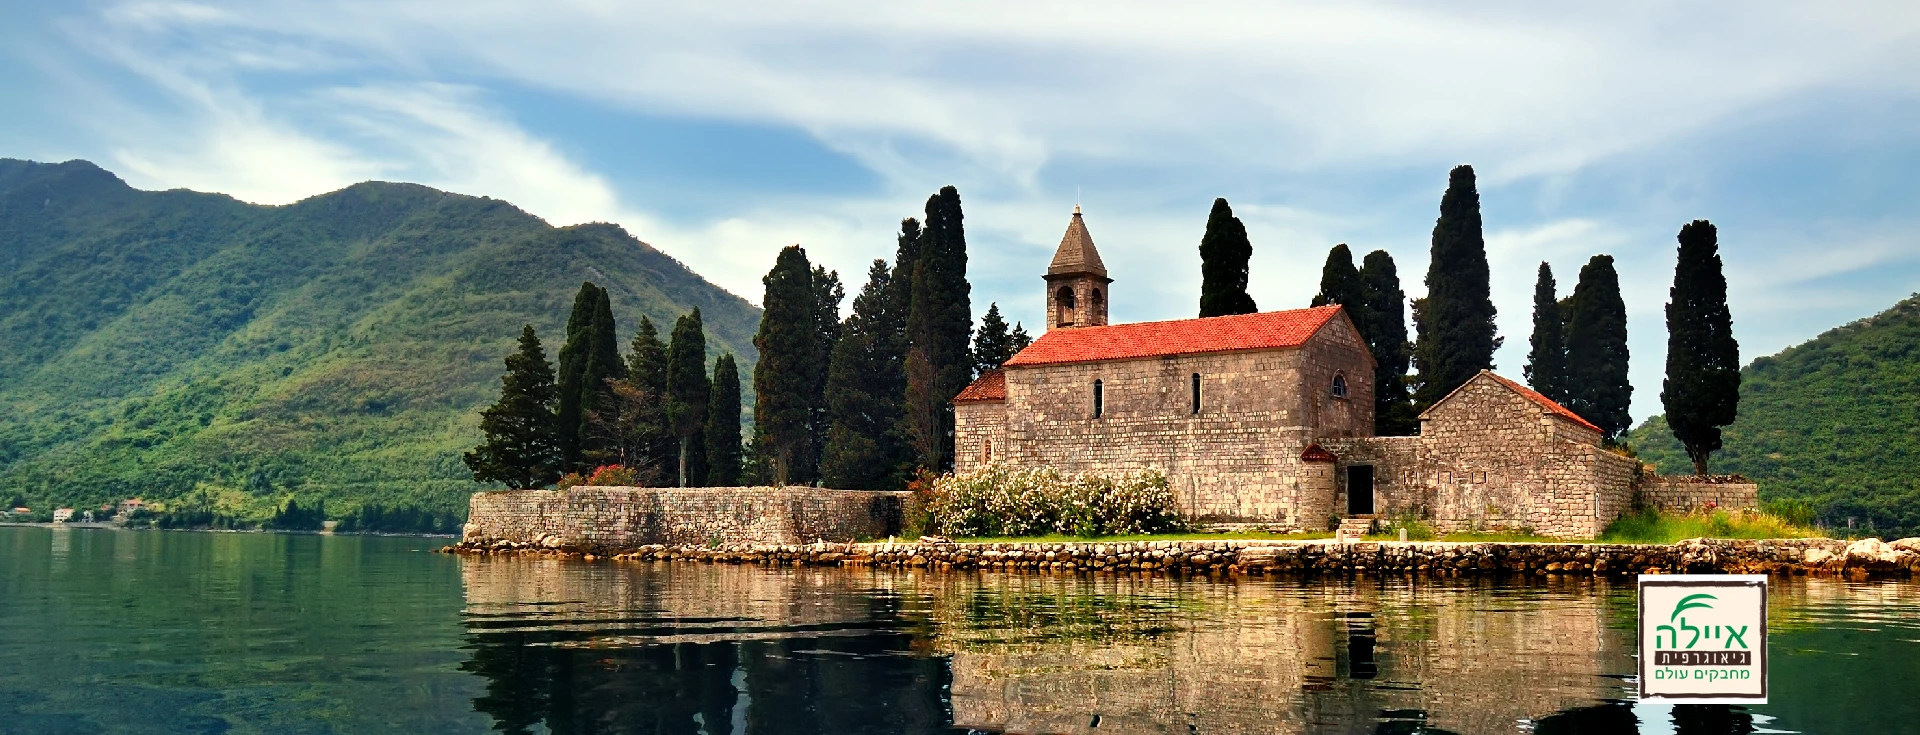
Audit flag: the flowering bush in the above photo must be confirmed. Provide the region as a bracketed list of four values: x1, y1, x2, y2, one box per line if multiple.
[924, 465, 1184, 538]
[556, 465, 646, 490]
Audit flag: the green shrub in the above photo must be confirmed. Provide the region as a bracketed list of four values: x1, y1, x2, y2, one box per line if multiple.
[924, 465, 1184, 538]
[1600, 507, 1822, 544]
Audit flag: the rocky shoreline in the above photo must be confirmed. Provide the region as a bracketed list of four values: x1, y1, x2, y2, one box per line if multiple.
[443, 535, 1920, 579]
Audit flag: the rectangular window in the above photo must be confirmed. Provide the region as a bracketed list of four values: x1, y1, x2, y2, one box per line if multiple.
[1190, 373, 1201, 415]
[1093, 379, 1104, 419]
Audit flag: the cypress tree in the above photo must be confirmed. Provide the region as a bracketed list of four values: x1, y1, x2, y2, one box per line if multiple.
[576, 287, 625, 467]
[1197, 198, 1257, 317]
[464, 325, 563, 489]
[821, 260, 912, 489]
[971, 302, 1015, 374]
[1413, 165, 1501, 407]
[625, 316, 672, 482]
[666, 309, 710, 486]
[1565, 254, 1632, 440]
[903, 186, 973, 473]
[806, 266, 844, 482]
[1662, 220, 1741, 475]
[705, 354, 743, 486]
[1311, 244, 1365, 311]
[1358, 250, 1416, 435]
[1525, 262, 1571, 404]
[554, 282, 600, 470]
[753, 246, 820, 485]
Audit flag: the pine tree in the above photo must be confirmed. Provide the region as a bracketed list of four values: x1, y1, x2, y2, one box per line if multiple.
[903, 186, 973, 473]
[705, 354, 743, 486]
[576, 287, 625, 467]
[1358, 250, 1416, 435]
[753, 245, 821, 485]
[1662, 220, 1741, 475]
[971, 302, 1015, 374]
[625, 316, 672, 483]
[1565, 254, 1632, 440]
[1197, 198, 1257, 317]
[821, 260, 912, 489]
[1009, 322, 1033, 354]
[554, 283, 600, 470]
[666, 309, 710, 486]
[464, 325, 563, 489]
[1311, 244, 1365, 311]
[1413, 165, 1501, 407]
[1525, 262, 1571, 404]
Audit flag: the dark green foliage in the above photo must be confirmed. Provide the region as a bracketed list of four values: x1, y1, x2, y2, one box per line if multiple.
[555, 283, 601, 470]
[0, 159, 759, 520]
[463, 326, 563, 489]
[808, 266, 844, 481]
[1662, 220, 1742, 475]
[1197, 198, 1257, 317]
[577, 286, 625, 467]
[666, 309, 710, 486]
[1009, 322, 1033, 355]
[1310, 244, 1364, 310]
[1357, 250, 1416, 436]
[1413, 165, 1501, 407]
[1632, 294, 1920, 537]
[1565, 255, 1632, 440]
[623, 316, 672, 481]
[704, 354, 742, 486]
[903, 186, 973, 473]
[1525, 262, 1571, 404]
[333, 503, 464, 534]
[264, 497, 325, 531]
[753, 245, 822, 485]
[822, 260, 911, 490]
[971, 302, 1016, 374]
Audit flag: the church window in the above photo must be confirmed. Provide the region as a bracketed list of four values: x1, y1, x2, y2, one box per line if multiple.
[1091, 288, 1105, 321]
[1056, 286, 1076, 326]
[1093, 379, 1104, 418]
[1331, 373, 1349, 399]
[1190, 373, 1201, 415]
[982, 439, 993, 463]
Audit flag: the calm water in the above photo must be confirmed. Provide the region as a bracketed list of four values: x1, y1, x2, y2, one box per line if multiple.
[1, 527, 1916, 734]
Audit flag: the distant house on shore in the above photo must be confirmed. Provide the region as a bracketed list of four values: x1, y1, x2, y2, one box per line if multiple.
[52, 508, 74, 523]
[117, 498, 145, 517]
[953, 207, 1749, 539]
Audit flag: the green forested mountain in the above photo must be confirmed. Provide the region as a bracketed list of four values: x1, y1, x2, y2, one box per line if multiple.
[0, 159, 759, 519]
[1630, 294, 1920, 537]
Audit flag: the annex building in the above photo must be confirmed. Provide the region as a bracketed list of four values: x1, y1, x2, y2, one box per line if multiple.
[952, 208, 1732, 539]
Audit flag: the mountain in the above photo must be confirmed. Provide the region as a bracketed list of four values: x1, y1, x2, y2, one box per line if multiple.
[1629, 294, 1920, 537]
[0, 159, 760, 519]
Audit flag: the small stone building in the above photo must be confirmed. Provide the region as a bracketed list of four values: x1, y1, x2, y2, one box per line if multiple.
[951, 207, 1725, 539]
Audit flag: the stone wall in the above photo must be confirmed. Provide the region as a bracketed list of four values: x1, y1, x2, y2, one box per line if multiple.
[463, 487, 908, 551]
[1638, 476, 1760, 513]
[954, 399, 1007, 472]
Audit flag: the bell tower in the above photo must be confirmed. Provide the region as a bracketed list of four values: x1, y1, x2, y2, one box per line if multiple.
[1044, 205, 1112, 331]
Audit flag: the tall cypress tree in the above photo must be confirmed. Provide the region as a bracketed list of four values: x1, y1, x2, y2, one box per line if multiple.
[576, 287, 625, 467]
[1565, 254, 1632, 440]
[464, 325, 563, 489]
[666, 309, 710, 486]
[1358, 250, 1415, 435]
[805, 266, 844, 482]
[1413, 165, 1501, 407]
[1525, 262, 1571, 404]
[1197, 198, 1257, 317]
[971, 302, 1015, 374]
[1662, 220, 1741, 475]
[903, 186, 973, 473]
[625, 316, 672, 483]
[753, 245, 821, 485]
[554, 282, 600, 470]
[821, 260, 912, 490]
[705, 354, 743, 486]
[1311, 244, 1365, 311]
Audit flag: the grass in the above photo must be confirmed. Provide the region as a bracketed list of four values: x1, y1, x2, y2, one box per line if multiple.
[950, 530, 1332, 544]
[1598, 508, 1824, 544]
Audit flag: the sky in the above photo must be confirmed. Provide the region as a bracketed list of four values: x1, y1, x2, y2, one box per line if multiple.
[4, 1, 1919, 424]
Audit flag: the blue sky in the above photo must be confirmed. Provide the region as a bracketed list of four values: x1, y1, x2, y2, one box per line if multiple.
[5, 1, 1919, 423]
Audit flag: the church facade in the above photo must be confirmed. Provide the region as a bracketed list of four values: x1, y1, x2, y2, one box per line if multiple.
[952, 208, 1654, 539]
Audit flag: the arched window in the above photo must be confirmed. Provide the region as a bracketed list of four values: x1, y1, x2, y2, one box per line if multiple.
[981, 438, 993, 463]
[1092, 379, 1104, 418]
[1190, 373, 1201, 415]
[1056, 286, 1077, 326]
[1090, 288, 1105, 322]
[1331, 373, 1349, 399]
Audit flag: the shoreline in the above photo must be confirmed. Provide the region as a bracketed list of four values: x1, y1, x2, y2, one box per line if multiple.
[0, 523, 457, 538]
[442, 535, 1920, 580]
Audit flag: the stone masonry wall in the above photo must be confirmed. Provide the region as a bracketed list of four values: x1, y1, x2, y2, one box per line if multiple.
[997, 319, 1373, 524]
[954, 400, 1008, 473]
[463, 487, 908, 551]
[1638, 477, 1761, 513]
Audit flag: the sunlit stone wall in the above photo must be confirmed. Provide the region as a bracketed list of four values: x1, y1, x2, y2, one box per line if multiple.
[463, 487, 907, 549]
[1637, 476, 1760, 513]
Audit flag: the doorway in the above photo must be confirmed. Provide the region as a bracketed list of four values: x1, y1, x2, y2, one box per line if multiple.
[1346, 465, 1375, 515]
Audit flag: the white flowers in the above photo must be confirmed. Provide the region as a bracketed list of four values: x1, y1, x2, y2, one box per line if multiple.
[925, 464, 1182, 537]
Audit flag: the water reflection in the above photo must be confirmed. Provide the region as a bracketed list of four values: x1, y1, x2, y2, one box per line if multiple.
[458, 559, 1916, 734]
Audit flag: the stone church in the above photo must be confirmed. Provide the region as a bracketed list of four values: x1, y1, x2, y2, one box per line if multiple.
[952, 207, 1655, 539]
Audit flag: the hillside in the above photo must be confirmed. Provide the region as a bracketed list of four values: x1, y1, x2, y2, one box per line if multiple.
[0, 159, 760, 519]
[1630, 294, 1920, 537]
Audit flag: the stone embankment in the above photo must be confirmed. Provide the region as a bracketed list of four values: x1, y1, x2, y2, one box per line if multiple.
[443, 535, 1920, 579]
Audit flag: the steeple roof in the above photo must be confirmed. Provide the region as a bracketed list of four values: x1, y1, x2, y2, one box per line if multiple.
[1047, 206, 1107, 277]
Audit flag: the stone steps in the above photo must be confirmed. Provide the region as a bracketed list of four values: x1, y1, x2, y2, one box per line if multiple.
[1336, 517, 1376, 539]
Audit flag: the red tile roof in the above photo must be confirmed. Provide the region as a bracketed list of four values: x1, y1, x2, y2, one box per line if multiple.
[1482, 372, 1602, 432]
[1002, 306, 1345, 367]
[953, 369, 1007, 403]
[1300, 443, 1338, 462]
